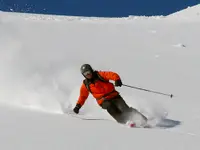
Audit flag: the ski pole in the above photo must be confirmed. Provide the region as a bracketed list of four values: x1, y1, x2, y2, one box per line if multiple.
[122, 84, 173, 98]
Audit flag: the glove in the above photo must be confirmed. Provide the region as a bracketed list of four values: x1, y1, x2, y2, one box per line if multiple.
[73, 104, 82, 114]
[115, 79, 122, 87]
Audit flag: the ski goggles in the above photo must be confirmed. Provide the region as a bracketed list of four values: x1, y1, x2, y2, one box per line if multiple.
[83, 70, 92, 76]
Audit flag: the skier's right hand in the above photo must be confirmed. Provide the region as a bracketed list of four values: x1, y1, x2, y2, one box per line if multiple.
[73, 104, 81, 114]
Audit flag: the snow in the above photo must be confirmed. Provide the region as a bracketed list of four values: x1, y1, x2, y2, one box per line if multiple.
[168, 4, 200, 21]
[0, 4, 200, 150]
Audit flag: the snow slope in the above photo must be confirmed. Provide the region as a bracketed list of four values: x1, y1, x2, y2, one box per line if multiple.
[168, 4, 200, 21]
[0, 4, 200, 150]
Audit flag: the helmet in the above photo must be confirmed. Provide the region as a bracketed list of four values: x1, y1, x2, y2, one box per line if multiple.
[80, 64, 94, 76]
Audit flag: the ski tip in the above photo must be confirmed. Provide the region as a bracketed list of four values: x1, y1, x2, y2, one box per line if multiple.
[129, 123, 136, 128]
[170, 94, 173, 98]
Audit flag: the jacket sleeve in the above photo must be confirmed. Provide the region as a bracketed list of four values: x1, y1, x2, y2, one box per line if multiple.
[98, 71, 121, 81]
[76, 83, 89, 106]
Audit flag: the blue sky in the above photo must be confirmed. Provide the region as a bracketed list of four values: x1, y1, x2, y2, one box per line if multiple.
[0, 0, 199, 17]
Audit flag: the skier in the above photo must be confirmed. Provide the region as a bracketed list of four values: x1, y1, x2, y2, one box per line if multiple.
[73, 64, 147, 126]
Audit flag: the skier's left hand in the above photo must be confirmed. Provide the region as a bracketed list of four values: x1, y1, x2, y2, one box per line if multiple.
[73, 104, 81, 114]
[115, 79, 122, 87]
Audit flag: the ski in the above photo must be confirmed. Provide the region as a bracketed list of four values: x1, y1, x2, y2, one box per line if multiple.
[64, 111, 111, 121]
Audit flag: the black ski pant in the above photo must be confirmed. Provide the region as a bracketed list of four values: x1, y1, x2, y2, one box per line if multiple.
[101, 95, 139, 124]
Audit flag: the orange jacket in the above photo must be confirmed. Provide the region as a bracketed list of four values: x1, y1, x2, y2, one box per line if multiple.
[76, 71, 121, 106]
